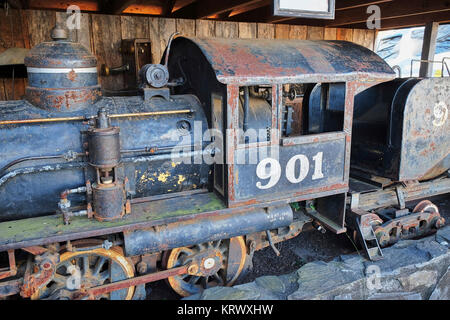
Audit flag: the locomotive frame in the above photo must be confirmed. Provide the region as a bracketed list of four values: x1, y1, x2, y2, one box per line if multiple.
[0, 32, 447, 299]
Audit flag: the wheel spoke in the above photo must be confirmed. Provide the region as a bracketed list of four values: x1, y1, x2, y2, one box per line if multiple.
[82, 256, 90, 275]
[180, 273, 189, 279]
[99, 270, 110, 282]
[213, 273, 224, 285]
[93, 257, 106, 275]
[189, 276, 201, 284]
[179, 247, 195, 256]
[202, 277, 209, 289]
[53, 274, 67, 284]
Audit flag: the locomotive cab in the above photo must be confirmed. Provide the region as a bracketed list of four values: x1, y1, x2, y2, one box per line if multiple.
[167, 37, 395, 232]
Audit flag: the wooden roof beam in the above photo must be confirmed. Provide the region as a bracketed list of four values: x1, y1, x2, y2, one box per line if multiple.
[233, 1, 395, 24]
[6, 0, 27, 9]
[162, 0, 176, 16]
[327, 0, 450, 27]
[100, 0, 137, 14]
[173, 0, 265, 19]
[335, 0, 393, 11]
[347, 11, 450, 30]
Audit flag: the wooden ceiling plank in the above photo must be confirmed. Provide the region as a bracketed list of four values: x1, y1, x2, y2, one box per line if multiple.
[174, 0, 265, 19]
[240, 0, 395, 24]
[226, 4, 271, 22]
[228, 0, 270, 17]
[347, 11, 450, 30]
[162, 0, 176, 16]
[328, 0, 450, 27]
[335, 0, 393, 11]
[6, 0, 26, 9]
[100, 0, 137, 14]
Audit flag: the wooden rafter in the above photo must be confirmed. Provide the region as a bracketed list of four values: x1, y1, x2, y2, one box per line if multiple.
[336, 0, 393, 10]
[2, 0, 447, 31]
[6, 0, 27, 9]
[173, 0, 266, 19]
[100, 0, 136, 14]
[162, 0, 176, 16]
[348, 11, 450, 30]
[327, 0, 450, 27]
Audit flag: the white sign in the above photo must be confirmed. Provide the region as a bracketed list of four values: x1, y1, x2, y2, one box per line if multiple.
[279, 0, 329, 12]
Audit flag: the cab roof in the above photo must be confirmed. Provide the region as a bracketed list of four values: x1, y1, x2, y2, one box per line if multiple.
[169, 37, 395, 85]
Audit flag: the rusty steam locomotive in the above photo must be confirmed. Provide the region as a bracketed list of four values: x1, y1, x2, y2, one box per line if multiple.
[0, 26, 448, 299]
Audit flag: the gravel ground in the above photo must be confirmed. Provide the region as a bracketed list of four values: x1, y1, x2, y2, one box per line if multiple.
[148, 193, 450, 299]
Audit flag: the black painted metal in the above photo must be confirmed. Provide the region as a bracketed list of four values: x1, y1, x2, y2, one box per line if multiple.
[0, 94, 209, 221]
[351, 78, 449, 181]
[123, 205, 293, 255]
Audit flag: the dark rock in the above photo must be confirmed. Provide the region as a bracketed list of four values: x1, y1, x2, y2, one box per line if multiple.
[289, 260, 364, 300]
[363, 244, 430, 273]
[415, 240, 448, 259]
[398, 270, 438, 291]
[436, 226, 450, 246]
[200, 286, 259, 300]
[429, 267, 450, 300]
[367, 292, 422, 300]
[255, 276, 286, 294]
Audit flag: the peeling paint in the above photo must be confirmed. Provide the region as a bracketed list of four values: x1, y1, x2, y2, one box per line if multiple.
[157, 172, 171, 183]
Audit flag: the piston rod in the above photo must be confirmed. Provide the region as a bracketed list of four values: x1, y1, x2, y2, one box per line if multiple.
[75, 265, 188, 299]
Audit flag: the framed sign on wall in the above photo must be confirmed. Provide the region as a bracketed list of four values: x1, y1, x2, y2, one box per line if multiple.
[273, 0, 335, 20]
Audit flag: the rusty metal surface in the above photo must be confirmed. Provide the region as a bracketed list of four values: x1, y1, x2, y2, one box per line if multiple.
[350, 176, 450, 211]
[399, 78, 449, 181]
[351, 77, 449, 181]
[24, 39, 97, 69]
[169, 37, 395, 85]
[75, 265, 188, 299]
[20, 252, 60, 298]
[0, 250, 17, 280]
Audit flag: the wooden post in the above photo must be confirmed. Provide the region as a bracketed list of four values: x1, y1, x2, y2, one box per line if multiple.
[419, 22, 439, 78]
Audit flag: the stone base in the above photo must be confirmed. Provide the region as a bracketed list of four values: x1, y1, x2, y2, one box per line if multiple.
[186, 226, 450, 300]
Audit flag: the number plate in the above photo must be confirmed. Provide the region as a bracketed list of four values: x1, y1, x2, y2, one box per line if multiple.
[233, 138, 346, 201]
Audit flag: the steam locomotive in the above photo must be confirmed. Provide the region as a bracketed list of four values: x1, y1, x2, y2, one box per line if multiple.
[0, 26, 448, 299]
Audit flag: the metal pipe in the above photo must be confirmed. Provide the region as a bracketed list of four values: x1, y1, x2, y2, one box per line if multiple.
[243, 86, 249, 133]
[0, 109, 193, 125]
[265, 230, 280, 256]
[0, 162, 88, 188]
[109, 109, 193, 119]
[0, 148, 212, 189]
[0, 152, 84, 174]
[124, 205, 293, 255]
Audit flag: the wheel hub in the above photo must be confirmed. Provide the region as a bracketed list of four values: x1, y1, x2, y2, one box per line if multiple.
[164, 237, 247, 297]
[32, 246, 135, 300]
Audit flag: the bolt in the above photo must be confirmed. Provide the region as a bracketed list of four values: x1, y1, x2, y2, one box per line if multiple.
[137, 262, 147, 274]
[203, 258, 215, 270]
[187, 264, 198, 275]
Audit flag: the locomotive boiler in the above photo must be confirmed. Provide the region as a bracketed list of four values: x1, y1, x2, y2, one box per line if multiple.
[0, 26, 447, 299]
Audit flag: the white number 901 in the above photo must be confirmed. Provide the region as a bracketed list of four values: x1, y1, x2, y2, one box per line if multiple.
[255, 152, 324, 190]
